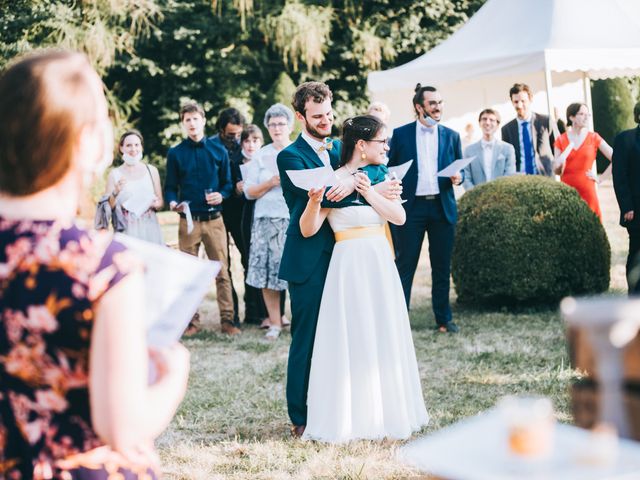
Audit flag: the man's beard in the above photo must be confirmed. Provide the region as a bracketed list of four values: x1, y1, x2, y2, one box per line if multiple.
[305, 121, 331, 139]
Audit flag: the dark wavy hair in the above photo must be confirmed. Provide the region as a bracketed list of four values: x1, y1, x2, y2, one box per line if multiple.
[340, 115, 385, 167]
[565, 102, 587, 127]
[215, 107, 246, 132]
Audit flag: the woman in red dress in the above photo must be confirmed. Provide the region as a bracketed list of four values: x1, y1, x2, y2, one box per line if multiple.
[553, 103, 613, 220]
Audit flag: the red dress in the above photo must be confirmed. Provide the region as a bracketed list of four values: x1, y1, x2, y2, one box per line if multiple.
[555, 131, 603, 219]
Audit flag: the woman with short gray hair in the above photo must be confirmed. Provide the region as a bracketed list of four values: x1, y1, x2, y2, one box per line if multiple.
[244, 103, 295, 340]
[263, 102, 294, 130]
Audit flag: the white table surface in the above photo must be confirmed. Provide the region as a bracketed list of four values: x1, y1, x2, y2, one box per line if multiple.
[399, 409, 640, 480]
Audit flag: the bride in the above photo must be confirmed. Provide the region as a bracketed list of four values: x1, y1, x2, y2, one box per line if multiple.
[299, 115, 429, 443]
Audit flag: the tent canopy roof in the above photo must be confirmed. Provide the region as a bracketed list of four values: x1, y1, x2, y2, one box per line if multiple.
[368, 0, 640, 93]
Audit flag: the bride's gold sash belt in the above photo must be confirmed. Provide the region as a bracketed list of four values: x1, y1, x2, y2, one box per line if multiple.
[334, 224, 395, 259]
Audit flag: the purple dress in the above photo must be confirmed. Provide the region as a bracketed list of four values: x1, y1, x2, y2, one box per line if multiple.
[0, 218, 156, 479]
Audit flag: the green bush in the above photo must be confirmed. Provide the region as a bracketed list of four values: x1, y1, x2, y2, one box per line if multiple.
[452, 176, 610, 306]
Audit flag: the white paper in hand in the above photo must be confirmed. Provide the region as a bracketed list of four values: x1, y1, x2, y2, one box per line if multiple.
[286, 165, 337, 190]
[437, 157, 476, 177]
[239, 163, 250, 180]
[121, 190, 155, 217]
[115, 234, 221, 347]
[388, 160, 413, 180]
[177, 201, 194, 234]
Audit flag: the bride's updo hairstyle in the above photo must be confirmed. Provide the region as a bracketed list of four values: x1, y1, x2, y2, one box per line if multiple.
[340, 114, 385, 167]
[0, 50, 100, 196]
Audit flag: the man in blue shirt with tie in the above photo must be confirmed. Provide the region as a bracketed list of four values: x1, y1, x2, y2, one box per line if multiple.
[165, 101, 239, 335]
[501, 83, 554, 177]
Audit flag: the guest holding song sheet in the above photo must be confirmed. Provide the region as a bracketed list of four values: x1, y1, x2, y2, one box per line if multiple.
[387, 84, 463, 334]
[299, 115, 428, 442]
[104, 129, 164, 243]
[244, 104, 294, 340]
[0, 50, 189, 480]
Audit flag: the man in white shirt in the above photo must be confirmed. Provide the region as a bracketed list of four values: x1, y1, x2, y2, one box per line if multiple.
[387, 84, 463, 334]
[462, 109, 516, 190]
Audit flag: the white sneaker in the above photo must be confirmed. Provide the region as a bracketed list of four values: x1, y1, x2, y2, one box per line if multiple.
[265, 326, 281, 340]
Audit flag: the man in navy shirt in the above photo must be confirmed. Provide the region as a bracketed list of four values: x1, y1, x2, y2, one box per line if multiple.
[165, 101, 239, 335]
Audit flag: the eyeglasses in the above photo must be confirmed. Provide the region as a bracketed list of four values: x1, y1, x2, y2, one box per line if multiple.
[427, 100, 444, 108]
[368, 138, 389, 145]
[267, 122, 288, 128]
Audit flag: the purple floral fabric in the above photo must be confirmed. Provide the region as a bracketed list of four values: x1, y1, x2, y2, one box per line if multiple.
[0, 218, 139, 478]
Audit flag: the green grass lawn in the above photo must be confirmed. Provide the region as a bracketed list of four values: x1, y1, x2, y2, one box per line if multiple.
[156, 181, 629, 479]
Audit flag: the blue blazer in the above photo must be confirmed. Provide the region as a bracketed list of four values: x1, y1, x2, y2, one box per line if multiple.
[277, 135, 342, 284]
[388, 121, 462, 225]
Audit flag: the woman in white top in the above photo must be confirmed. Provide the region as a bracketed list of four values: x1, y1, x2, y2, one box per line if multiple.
[104, 130, 164, 244]
[244, 104, 294, 340]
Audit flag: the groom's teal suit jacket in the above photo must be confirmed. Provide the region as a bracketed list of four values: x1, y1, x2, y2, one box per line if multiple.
[277, 135, 342, 283]
[277, 133, 346, 427]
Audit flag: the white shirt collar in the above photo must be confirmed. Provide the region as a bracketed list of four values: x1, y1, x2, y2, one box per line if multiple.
[416, 120, 437, 135]
[481, 138, 495, 148]
[516, 113, 533, 125]
[301, 131, 326, 152]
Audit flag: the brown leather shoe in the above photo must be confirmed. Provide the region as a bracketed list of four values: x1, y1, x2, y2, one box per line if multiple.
[221, 321, 241, 336]
[290, 424, 305, 438]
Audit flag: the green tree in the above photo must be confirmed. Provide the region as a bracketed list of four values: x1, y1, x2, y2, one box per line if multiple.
[592, 77, 636, 170]
[0, 0, 162, 129]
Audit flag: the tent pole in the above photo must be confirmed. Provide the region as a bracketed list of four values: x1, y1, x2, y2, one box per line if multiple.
[544, 66, 559, 138]
[583, 71, 594, 130]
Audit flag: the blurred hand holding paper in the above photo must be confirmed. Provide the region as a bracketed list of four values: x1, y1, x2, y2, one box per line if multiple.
[177, 201, 193, 234]
[388, 160, 413, 180]
[437, 156, 475, 177]
[286, 165, 337, 190]
[239, 163, 250, 180]
[115, 234, 220, 347]
[121, 190, 155, 217]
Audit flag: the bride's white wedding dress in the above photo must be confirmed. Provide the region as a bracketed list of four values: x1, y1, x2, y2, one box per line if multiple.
[303, 206, 429, 443]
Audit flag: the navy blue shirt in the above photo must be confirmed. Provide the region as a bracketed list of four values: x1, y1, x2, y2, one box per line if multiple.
[165, 136, 233, 214]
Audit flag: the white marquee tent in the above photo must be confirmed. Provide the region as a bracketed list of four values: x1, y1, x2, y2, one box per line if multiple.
[367, 0, 640, 134]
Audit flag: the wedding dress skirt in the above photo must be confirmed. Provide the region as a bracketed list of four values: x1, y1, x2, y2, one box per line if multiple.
[303, 206, 428, 443]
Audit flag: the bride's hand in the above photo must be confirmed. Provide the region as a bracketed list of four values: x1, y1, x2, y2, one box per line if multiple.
[308, 187, 325, 204]
[354, 172, 371, 197]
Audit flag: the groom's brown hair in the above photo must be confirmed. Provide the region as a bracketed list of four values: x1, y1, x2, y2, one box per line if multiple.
[292, 82, 332, 116]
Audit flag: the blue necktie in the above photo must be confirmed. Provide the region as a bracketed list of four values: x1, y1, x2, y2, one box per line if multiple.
[521, 121, 535, 175]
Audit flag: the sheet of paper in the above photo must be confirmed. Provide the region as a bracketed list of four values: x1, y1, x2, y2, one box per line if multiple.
[437, 156, 476, 177]
[121, 190, 155, 217]
[286, 165, 337, 190]
[387, 160, 413, 180]
[557, 141, 575, 165]
[178, 201, 193, 234]
[115, 234, 221, 347]
[239, 163, 250, 180]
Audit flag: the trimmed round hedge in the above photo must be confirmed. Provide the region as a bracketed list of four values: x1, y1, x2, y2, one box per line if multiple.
[452, 176, 610, 306]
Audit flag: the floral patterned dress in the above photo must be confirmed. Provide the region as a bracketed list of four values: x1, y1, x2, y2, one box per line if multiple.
[0, 218, 154, 479]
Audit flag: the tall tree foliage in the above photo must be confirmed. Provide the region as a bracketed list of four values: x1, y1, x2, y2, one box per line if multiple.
[0, 0, 162, 129]
[108, 0, 486, 170]
[1, 0, 487, 172]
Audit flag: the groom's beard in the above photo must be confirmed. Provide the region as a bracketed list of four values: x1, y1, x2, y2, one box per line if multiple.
[305, 121, 331, 139]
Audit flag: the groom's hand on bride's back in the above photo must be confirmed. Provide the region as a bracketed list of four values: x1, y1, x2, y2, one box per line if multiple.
[325, 175, 356, 202]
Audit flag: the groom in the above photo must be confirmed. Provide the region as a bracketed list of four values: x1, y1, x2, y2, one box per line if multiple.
[277, 82, 354, 437]
[278, 83, 401, 436]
